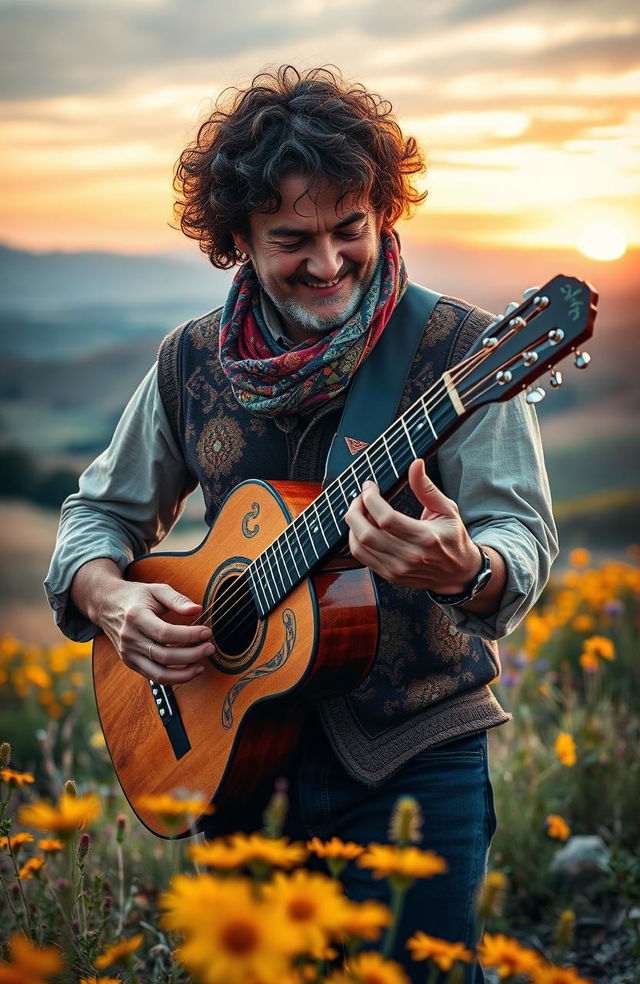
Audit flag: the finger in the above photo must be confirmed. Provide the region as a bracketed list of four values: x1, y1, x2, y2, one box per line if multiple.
[144, 639, 215, 668]
[359, 481, 426, 539]
[137, 653, 206, 685]
[408, 459, 457, 517]
[136, 609, 213, 648]
[149, 583, 205, 617]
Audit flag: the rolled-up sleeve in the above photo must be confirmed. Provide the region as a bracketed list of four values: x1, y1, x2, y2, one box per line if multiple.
[44, 365, 197, 641]
[434, 391, 558, 640]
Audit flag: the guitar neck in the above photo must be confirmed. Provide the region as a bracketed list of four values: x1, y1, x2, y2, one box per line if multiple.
[248, 374, 462, 618]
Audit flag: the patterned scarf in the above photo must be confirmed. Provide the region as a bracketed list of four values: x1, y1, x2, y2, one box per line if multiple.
[218, 230, 407, 416]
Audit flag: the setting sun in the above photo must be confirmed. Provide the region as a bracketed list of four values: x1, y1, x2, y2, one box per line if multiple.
[577, 222, 628, 262]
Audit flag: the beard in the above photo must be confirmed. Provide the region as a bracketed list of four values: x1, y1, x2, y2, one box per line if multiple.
[260, 277, 368, 335]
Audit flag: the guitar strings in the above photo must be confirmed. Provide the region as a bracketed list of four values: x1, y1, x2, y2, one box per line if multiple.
[192, 329, 532, 643]
[166, 332, 535, 694]
[189, 325, 530, 643]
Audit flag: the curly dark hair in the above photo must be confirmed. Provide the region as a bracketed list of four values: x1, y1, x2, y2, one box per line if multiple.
[173, 65, 427, 269]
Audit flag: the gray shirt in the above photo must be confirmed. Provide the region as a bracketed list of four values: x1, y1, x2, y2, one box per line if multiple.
[44, 358, 558, 643]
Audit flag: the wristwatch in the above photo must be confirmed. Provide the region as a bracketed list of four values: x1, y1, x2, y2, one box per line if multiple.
[427, 546, 493, 608]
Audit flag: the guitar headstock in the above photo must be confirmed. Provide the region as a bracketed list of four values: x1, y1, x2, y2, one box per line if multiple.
[457, 275, 598, 413]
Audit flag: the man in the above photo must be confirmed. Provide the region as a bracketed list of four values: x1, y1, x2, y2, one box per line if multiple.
[45, 66, 557, 981]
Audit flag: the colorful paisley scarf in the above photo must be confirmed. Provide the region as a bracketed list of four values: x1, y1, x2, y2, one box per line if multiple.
[218, 231, 407, 416]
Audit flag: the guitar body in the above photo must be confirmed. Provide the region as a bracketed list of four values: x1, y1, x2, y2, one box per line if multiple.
[93, 479, 379, 838]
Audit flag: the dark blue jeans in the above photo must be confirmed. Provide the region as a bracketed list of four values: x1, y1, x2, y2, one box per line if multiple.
[276, 718, 497, 984]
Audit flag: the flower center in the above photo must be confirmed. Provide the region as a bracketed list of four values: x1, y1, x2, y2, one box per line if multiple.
[220, 920, 259, 955]
[288, 897, 316, 921]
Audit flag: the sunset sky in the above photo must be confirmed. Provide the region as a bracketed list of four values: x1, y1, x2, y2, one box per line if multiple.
[1, 0, 638, 259]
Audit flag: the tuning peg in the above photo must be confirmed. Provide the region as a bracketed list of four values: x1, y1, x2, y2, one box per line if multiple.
[496, 370, 513, 385]
[526, 386, 546, 404]
[504, 301, 519, 316]
[482, 336, 498, 348]
[548, 328, 565, 345]
[549, 369, 563, 389]
[574, 350, 591, 369]
[522, 286, 540, 299]
[522, 350, 538, 366]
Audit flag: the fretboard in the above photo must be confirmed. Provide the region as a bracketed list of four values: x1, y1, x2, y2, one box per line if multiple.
[248, 376, 462, 617]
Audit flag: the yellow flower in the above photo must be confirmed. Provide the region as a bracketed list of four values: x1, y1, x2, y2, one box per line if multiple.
[357, 844, 448, 881]
[94, 934, 143, 969]
[136, 792, 214, 819]
[583, 635, 615, 661]
[263, 868, 350, 956]
[0, 768, 35, 787]
[38, 839, 64, 853]
[579, 651, 600, 674]
[81, 978, 123, 984]
[554, 733, 577, 767]
[571, 614, 595, 633]
[478, 933, 542, 979]
[337, 898, 392, 941]
[226, 831, 308, 869]
[535, 964, 592, 983]
[18, 792, 100, 836]
[407, 932, 472, 970]
[0, 933, 63, 984]
[307, 836, 365, 860]
[160, 873, 297, 984]
[569, 548, 591, 568]
[1, 832, 35, 852]
[19, 856, 46, 880]
[546, 814, 571, 841]
[188, 838, 246, 870]
[23, 665, 52, 689]
[328, 952, 410, 984]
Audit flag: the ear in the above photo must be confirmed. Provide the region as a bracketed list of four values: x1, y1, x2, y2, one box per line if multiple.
[232, 230, 251, 259]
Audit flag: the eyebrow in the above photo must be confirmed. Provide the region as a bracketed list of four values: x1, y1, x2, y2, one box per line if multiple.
[266, 211, 367, 238]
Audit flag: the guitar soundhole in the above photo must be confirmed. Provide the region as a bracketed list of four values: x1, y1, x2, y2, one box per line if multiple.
[208, 572, 263, 671]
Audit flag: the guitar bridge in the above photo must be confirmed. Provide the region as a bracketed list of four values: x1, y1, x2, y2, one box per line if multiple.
[148, 679, 191, 760]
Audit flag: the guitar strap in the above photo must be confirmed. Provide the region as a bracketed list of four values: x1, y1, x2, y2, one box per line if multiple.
[323, 281, 441, 485]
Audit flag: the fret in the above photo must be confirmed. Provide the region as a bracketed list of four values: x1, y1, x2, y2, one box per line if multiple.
[312, 501, 330, 549]
[266, 545, 286, 597]
[282, 527, 301, 579]
[256, 552, 277, 608]
[275, 537, 293, 588]
[422, 401, 438, 440]
[401, 417, 417, 458]
[302, 510, 320, 560]
[323, 489, 341, 534]
[381, 432, 399, 478]
[363, 449, 377, 484]
[336, 474, 351, 509]
[291, 518, 309, 568]
[247, 562, 266, 613]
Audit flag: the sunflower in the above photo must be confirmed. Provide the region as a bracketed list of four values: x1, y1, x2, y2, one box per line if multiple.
[18, 793, 100, 837]
[357, 844, 447, 883]
[160, 873, 298, 984]
[327, 951, 410, 984]
[0, 933, 63, 984]
[478, 933, 542, 979]
[93, 934, 143, 969]
[406, 932, 472, 970]
[263, 868, 350, 956]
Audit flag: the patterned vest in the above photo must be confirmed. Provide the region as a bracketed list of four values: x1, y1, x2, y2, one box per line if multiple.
[157, 289, 509, 784]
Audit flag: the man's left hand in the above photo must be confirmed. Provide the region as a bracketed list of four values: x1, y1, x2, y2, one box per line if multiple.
[344, 458, 482, 593]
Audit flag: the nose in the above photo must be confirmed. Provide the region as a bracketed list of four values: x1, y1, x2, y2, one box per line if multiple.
[304, 239, 343, 282]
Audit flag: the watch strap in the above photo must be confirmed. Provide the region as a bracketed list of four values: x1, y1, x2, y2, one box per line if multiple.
[427, 546, 492, 607]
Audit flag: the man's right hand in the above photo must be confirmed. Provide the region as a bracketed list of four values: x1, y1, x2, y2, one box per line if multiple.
[70, 558, 214, 683]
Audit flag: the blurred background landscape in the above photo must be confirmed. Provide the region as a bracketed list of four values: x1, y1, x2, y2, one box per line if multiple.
[0, 0, 638, 642]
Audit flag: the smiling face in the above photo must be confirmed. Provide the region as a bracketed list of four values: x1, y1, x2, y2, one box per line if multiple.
[233, 175, 383, 345]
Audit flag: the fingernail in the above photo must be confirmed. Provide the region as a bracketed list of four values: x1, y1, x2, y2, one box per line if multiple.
[206, 645, 216, 657]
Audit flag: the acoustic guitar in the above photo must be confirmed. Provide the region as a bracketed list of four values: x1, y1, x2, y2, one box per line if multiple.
[93, 274, 597, 837]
